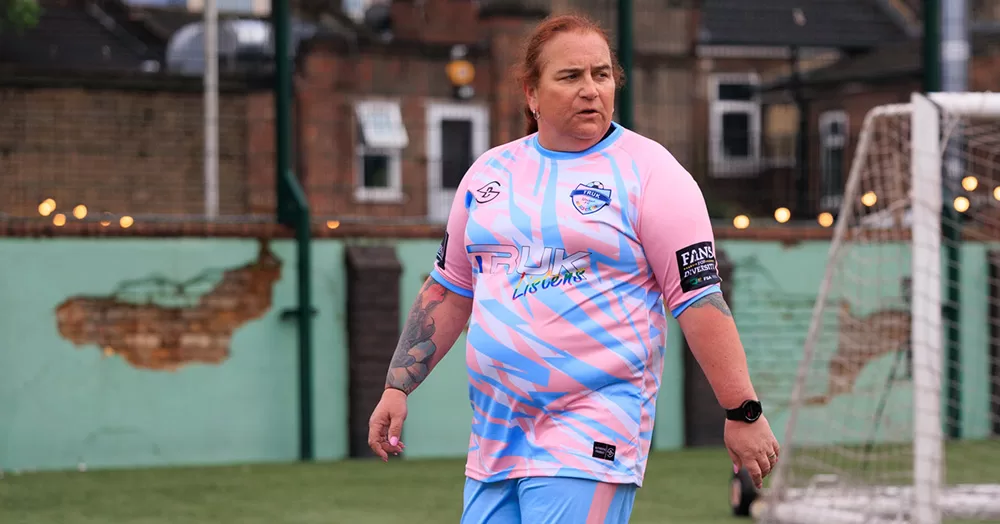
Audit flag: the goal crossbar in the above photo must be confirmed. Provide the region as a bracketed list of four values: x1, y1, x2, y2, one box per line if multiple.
[927, 92, 1000, 117]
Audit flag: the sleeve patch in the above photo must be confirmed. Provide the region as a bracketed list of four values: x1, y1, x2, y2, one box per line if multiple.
[435, 232, 449, 270]
[675, 241, 721, 293]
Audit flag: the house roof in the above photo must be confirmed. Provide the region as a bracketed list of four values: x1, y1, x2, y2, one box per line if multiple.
[0, 0, 165, 71]
[698, 0, 912, 49]
[761, 31, 1000, 91]
[0, 0, 346, 75]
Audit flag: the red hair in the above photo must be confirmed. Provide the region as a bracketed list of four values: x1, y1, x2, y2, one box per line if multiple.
[512, 13, 626, 136]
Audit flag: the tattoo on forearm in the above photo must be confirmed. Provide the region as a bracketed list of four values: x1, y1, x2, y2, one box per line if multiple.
[689, 293, 733, 318]
[385, 281, 449, 394]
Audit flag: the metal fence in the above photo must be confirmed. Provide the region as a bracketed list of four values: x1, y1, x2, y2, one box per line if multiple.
[0, 0, 995, 231]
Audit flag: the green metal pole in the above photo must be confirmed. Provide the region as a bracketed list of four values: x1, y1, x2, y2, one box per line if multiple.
[273, 0, 314, 461]
[293, 180, 314, 460]
[274, 0, 292, 226]
[923, 0, 961, 439]
[616, 0, 634, 129]
[293, 179, 314, 461]
[940, 40, 964, 442]
[923, 0, 940, 93]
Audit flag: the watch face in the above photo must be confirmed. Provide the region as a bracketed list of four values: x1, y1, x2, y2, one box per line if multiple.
[743, 401, 762, 421]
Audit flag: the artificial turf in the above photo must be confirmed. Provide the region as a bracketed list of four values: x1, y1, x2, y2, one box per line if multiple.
[0, 447, 740, 524]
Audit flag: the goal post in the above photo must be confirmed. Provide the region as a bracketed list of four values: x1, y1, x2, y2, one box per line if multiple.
[754, 92, 1000, 524]
[911, 92, 944, 524]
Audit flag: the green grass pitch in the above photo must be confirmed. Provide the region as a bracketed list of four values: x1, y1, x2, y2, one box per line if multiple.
[4, 442, 998, 524]
[0, 448, 743, 524]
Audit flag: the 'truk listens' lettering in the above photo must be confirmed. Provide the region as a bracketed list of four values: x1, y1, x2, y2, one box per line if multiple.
[511, 269, 586, 300]
[467, 245, 590, 275]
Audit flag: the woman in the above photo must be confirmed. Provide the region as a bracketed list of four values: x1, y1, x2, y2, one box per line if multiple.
[368, 13, 779, 524]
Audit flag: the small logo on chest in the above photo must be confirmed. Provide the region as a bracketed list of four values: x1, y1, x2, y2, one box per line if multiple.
[570, 181, 612, 215]
[474, 181, 502, 204]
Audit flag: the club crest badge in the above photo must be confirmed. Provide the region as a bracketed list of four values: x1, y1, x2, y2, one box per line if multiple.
[570, 181, 612, 215]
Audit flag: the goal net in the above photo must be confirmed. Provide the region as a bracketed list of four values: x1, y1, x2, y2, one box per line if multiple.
[754, 92, 1000, 524]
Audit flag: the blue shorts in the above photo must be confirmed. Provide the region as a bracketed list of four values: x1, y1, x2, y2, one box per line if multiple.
[461, 476, 637, 524]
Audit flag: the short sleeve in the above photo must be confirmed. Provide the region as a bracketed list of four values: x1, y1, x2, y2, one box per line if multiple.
[429, 174, 475, 298]
[637, 153, 722, 318]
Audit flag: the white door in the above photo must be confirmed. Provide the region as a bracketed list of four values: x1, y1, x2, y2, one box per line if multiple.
[426, 102, 490, 223]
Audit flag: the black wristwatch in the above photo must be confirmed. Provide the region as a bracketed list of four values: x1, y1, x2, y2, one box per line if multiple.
[725, 400, 763, 423]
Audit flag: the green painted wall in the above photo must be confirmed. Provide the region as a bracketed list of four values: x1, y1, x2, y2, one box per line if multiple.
[724, 240, 997, 447]
[0, 238, 995, 472]
[0, 239, 348, 471]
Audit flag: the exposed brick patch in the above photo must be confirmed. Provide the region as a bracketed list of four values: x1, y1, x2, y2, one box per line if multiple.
[54, 239, 282, 371]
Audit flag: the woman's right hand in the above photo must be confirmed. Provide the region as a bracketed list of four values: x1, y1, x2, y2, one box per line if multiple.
[367, 388, 408, 462]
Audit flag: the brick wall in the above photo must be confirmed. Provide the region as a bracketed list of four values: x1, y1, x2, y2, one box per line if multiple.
[344, 245, 402, 458]
[556, 0, 696, 56]
[0, 77, 270, 219]
[389, 0, 482, 44]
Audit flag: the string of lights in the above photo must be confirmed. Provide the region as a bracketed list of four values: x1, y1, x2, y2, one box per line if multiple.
[728, 174, 994, 230]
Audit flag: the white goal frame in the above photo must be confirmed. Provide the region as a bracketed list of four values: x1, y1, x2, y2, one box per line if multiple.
[757, 92, 1000, 524]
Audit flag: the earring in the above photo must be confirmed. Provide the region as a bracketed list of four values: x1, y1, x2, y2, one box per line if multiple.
[532, 109, 540, 120]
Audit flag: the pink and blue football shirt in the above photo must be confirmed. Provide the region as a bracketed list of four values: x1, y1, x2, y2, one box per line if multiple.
[429, 123, 723, 488]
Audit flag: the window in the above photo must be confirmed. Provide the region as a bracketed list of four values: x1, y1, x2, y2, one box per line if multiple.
[183, 0, 267, 14]
[819, 110, 848, 212]
[709, 73, 761, 177]
[441, 119, 473, 190]
[354, 99, 409, 203]
[426, 102, 489, 223]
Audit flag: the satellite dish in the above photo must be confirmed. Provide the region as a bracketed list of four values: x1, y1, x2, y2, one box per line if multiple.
[165, 20, 242, 75]
[165, 19, 318, 75]
[229, 19, 272, 69]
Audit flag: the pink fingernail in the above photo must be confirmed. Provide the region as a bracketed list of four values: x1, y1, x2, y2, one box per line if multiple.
[389, 436, 398, 446]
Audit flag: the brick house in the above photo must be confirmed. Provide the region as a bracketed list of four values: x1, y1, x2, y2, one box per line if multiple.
[689, 0, 917, 219]
[3, 0, 975, 225]
[294, 0, 533, 222]
[296, 0, 702, 223]
[757, 15, 1000, 222]
[0, 0, 700, 224]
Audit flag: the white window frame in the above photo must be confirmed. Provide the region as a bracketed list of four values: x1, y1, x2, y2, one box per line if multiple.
[353, 99, 408, 203]
[425, 101, 490, 223]
[708, 72, 761, 178]
[819, 110, 849, 211]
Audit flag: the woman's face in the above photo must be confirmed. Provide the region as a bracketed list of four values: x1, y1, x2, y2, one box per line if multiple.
[526, 30, 617, 152]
